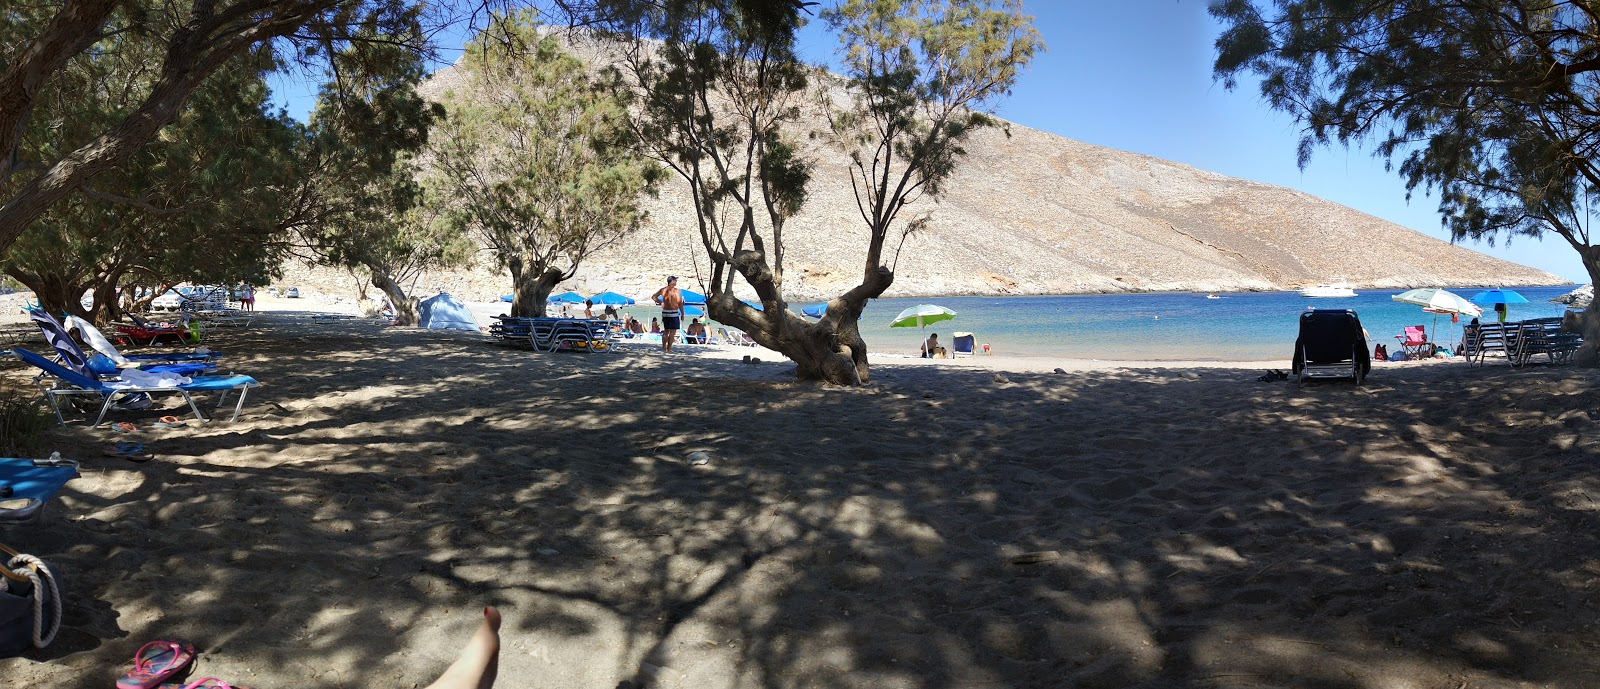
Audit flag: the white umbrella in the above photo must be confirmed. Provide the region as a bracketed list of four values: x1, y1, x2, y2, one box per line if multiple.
[1391, 288, 1483, 316]
[1392, 288, 1483, 348]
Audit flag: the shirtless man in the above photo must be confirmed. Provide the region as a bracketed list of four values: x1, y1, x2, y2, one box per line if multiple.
[652, 276, 684, 352]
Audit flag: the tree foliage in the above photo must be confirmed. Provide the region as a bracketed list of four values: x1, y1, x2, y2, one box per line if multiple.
[0, 0, 432, 267]
[820, 0, 1039, 371]
[1212, 0, 1600, 364]
[1211, 1, 1600, 285]
[4, 46, 301, 319]
[574, 0, 1037, 385]
[292, 32, 455, 326]
[427, 13, 658, 318]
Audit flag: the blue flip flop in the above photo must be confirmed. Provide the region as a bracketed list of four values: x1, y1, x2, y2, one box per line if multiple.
[104, 441, 154, 463]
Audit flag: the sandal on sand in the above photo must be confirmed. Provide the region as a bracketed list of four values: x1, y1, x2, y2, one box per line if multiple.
[113, 421, 139, 433]
[154, 416, 188, 429]
[117, 640, 197, 689]
[159, 679, 252, 689]
[104, 441, 154, 463]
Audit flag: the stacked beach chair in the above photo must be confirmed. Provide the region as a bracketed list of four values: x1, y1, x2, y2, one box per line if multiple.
[490, 316, 615, 353]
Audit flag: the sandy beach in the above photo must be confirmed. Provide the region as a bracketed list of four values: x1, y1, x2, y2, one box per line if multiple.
[3, 297, 1599, 688]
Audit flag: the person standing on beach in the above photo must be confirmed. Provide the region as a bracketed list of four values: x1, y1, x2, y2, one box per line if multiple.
[239, 284, 255, 312]
[1494, 302, 1508, 323]
[652, 276, 684, 352]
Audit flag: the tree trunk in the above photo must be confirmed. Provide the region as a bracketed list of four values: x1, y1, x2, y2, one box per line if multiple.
[91, 280, 119, 322]
[7, 268, 91, 319]
[507, 258, 563, 318]
[371, 269, 419, 326]
[711, 251, 893, 386]
[1573, 248, 1600, 367]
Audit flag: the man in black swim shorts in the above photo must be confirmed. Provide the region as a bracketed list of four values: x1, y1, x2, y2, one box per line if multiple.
[652, 276, 685, 353]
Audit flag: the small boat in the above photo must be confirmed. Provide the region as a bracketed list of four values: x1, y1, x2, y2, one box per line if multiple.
[1300, 279, 1357, 298]
[1205, 294, 1221, 300]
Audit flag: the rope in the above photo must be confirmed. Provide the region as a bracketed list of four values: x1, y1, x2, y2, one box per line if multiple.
[0, 548, 61, 648]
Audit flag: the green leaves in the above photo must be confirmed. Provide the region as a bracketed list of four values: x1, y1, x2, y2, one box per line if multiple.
[1211, 1, 1600, 284]
[825, 0, 1040, 267]
[425, 12, 658, 310]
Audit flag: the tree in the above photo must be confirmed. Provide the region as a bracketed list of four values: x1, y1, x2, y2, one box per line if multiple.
[5, 48, 302, 320]
[426, 14, 659, 318]
[291, 33, 454, 326]
[1211, 0, 1600, 364]
[0, 0, 430, 264]
[579, 0, 1037, 385]
[819, 0, 1039, 379]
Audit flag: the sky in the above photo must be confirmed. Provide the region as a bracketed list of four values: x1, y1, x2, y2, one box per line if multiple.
[272, 0, 1591, 284]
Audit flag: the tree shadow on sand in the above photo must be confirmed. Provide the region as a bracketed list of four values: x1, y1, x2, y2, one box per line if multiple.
[3, 316, 1599, 688]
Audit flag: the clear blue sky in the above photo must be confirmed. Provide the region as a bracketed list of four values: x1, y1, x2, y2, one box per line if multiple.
[272, 0, 1589, 284]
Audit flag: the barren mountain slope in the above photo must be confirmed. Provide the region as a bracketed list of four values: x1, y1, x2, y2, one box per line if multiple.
[305, 57, 1565, 303]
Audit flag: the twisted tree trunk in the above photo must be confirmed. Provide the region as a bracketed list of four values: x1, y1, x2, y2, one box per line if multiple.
[371, 269, 418, 326]
[711, 250, 892, 385]
[506, 256, 565, 318]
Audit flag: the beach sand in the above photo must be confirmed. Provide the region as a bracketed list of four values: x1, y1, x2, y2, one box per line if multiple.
[2, 300, 1599, 688]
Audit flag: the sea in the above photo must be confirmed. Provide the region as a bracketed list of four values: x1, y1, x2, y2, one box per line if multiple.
[645, 285, 1583, 361]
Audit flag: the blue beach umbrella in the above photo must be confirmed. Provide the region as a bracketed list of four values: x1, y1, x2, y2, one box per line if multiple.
[802, 303, 826, 318]
[1470, 288, 1530, 305]
[677, 288, 707, 305]
[549, 291, 586, 304]
[683, 305, 707, 317]
[589, 291, 635, 306]
[741, 299, 764, 312]
[499, 294, 513, 303]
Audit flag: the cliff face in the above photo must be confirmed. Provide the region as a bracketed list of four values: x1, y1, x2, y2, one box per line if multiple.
[364, 57, 1567, 304]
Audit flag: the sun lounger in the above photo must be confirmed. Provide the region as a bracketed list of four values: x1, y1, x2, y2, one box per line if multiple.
[1291, 309, 1370, 385]
[13, 348, 257, 427]
[0, 457, 78, 525]
[29, 309, 216, 376]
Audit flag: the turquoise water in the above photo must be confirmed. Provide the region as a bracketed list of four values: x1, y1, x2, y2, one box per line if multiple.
[650, 285, 1582, 361]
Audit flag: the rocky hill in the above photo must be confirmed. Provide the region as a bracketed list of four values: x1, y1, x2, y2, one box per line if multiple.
[281, 46, 1569, 304]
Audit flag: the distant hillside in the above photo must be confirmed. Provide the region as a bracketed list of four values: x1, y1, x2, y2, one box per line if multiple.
[285, 46, 1568, 303]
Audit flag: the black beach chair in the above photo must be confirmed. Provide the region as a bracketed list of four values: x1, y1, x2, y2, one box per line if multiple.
[1291, 309, 1371, 385]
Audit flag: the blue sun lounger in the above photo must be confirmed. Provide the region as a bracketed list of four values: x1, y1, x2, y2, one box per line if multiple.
[29, 309, 218, 375]
[0, 457, 78, 526]
[13, 348, 258, 427]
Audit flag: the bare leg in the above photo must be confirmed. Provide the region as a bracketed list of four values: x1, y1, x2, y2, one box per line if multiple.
[425, 607, 501, 689]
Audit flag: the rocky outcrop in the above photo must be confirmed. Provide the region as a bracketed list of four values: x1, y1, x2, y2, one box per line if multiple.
[347, 51, 1568, 303]
[1556, 284, 1594, 307]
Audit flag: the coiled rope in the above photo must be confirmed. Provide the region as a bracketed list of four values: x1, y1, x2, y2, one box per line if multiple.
[0, 543, 61, 648]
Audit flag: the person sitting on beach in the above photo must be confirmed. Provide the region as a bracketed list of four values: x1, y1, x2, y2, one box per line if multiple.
[628, 316, 644, 334]
[921, 333, 939, 359]
[686, 318, 707, 344]
[584, 300, 595, 319]
[650, 317, 662, 333]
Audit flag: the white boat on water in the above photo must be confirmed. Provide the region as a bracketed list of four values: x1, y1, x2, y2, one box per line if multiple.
[1300, 280, 1357, 298]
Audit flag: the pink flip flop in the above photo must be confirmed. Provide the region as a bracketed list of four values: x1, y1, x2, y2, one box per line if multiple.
[117, 640, 197, 689]
[158, 679, 252, 689]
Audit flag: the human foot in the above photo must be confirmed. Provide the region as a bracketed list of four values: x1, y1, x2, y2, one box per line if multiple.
[424, 607, 501, 689]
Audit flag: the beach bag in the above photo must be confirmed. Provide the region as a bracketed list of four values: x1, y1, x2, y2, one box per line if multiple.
[1373, 343, 1388, 362]
[0, 543, 64, 657]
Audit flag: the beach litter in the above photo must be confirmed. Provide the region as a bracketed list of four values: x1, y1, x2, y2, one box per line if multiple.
[1010, 551, 1062, 565]
[687, 451, 711, 466]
